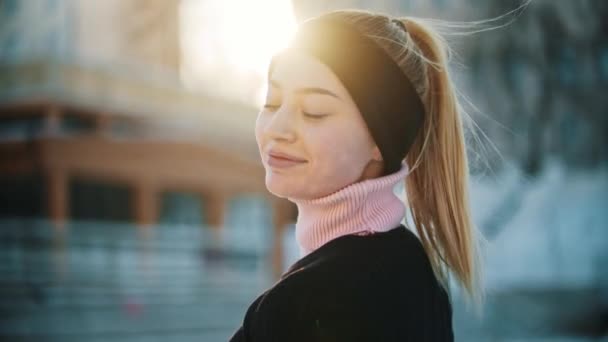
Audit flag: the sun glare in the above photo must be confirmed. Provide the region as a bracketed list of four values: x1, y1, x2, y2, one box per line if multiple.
[179, 0, 297, 106]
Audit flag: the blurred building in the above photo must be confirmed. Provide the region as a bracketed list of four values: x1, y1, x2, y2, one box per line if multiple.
[0, 0, 296, 276]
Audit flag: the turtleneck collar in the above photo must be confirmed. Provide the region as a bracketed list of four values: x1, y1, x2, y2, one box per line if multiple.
[287, 160, 410, 257]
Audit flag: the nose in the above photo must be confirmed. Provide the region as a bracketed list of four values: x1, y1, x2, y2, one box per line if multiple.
[264, 106, 297, 142]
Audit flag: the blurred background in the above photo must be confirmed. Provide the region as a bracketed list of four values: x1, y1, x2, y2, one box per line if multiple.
[0, 0, 606, 341]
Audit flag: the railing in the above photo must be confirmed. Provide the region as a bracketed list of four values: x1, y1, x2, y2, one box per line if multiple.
[0, 218, 277, 341]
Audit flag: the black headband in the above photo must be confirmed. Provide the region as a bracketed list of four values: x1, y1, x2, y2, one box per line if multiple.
[270, 16, 426, 175]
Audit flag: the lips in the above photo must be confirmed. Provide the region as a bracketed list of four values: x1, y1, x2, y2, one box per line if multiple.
[267, 149, 307, 168]
[268, 150, 306, 162]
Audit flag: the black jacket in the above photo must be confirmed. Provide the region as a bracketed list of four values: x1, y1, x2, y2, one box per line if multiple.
[230, 224, 454, 341]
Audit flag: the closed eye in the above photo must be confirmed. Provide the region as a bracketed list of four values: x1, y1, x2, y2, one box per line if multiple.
[303, 112, 328, 119]
[263, 104, 327, 119]
[263, 104, 280, 111]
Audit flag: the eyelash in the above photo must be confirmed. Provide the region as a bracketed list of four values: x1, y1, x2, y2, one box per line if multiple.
[263, 104, 327, 119]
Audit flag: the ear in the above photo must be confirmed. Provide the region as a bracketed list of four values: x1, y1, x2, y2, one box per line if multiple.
[371, 145, 383, 162]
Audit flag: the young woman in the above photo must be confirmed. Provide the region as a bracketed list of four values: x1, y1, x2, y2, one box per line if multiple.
[230, 9, 484, 341]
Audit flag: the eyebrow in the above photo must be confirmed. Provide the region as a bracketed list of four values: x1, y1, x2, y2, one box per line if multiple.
[269, 79, 341, 100]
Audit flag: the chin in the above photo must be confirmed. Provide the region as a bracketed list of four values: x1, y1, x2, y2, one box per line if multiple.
[265, 174, 299, 199]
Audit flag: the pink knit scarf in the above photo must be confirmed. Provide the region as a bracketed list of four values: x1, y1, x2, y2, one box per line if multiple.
[288, 160, 410, 257]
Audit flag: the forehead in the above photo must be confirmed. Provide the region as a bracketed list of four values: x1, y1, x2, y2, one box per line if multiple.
[268, 51, 349, 96]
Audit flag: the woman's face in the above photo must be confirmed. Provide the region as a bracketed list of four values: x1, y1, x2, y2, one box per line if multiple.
[255, 51, 383, 200]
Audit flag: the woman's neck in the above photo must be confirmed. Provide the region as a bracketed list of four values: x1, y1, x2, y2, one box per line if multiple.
[288, 161, 410, 257]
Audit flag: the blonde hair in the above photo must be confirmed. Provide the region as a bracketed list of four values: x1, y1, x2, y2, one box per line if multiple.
[319, 9, 493, 313]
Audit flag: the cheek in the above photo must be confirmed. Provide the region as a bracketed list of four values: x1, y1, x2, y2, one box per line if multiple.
[311, 130, 342, 161]
[299, 124, 372, 198]
[308, 123, 371, 170]
[254, 115, 266, 151]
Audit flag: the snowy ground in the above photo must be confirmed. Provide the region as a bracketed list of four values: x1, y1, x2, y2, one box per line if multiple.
[456, 160, 608, 340]
[471, 160, 608, 292]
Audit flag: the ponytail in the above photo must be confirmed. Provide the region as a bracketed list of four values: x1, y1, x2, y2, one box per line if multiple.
[321, 9, 490, 313]
[399, 17, 485, 312]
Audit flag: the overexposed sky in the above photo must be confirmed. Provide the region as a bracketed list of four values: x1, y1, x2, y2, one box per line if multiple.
[179, 0, 297, 106]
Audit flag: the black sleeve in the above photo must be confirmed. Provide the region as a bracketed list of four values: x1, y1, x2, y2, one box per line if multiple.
[237, 281, 451, 342]
[306, 256, 453, 341]
[230, 234, 453, 341]
[229, 283, 320, 342]
[308, 284, 453, 342]
[228, 325, 244, 341]
[230, 292, 452, 341]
